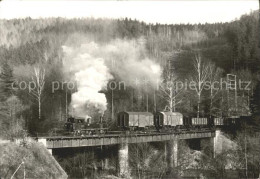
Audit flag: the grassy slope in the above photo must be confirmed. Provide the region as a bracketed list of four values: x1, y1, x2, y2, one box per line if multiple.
[0, 141, 67, 179]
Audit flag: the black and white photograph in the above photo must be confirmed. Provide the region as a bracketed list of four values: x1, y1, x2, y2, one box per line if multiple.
[0, 0, 259, 178]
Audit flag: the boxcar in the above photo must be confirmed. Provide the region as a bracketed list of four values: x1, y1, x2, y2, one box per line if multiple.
[154, 112, 183, 129]
[117, 111, 154, 130]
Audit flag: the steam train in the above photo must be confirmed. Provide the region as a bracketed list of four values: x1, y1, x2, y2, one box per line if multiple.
[61, 111, 248, 136]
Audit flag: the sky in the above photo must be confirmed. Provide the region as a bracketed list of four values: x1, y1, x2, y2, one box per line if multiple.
[0, 0, 259, 24]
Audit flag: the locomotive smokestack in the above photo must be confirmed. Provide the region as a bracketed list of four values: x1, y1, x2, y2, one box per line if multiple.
[100, 113, 104, 123]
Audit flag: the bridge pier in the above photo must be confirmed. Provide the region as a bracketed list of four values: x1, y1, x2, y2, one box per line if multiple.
[48, 149, 53, 155]
[101, 146, 110, 170]
[166, 138, 178, 172]
[118, 143, 130, 177]
[104, 158, 109, 170]
[214, 129, 223, 156]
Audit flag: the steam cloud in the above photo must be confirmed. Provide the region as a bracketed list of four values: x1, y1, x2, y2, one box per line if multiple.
[62, 38, 161, 117]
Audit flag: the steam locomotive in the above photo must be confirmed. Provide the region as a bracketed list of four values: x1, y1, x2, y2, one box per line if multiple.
[64, 115, 108, 135]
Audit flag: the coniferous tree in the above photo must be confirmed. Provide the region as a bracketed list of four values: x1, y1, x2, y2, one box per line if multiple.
[0, 60, 14, 101]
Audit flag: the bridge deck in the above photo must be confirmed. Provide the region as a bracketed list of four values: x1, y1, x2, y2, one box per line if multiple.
[38, 130, 215, 149]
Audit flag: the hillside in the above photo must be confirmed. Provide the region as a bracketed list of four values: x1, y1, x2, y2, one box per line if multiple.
[0, 141, 67, 179]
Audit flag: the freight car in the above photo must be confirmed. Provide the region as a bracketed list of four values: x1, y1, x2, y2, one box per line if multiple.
[117, 112, 154, 131]
[183, 116, 213, 130]
[214, 117, 224, 126]
[223, 116, 238, 127]
[222, 116, 251, 130]
[154, 112, 183, 131]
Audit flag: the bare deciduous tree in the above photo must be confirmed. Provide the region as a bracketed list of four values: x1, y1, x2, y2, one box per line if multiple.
[160, 74, 183, 112]
[30, 66, 45, 120]
[159, 58, 184, 112]
[191, 54, 209, 117]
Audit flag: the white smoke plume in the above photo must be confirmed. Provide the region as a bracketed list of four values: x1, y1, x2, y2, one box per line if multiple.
[102, 39, 161, 87]
[62, 38, 161, 117]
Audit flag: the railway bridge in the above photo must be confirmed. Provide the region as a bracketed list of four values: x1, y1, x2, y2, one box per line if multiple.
[37, 130, 219, 176]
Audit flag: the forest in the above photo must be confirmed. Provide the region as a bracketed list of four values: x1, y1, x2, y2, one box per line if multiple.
[0, 11, 259, 136]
